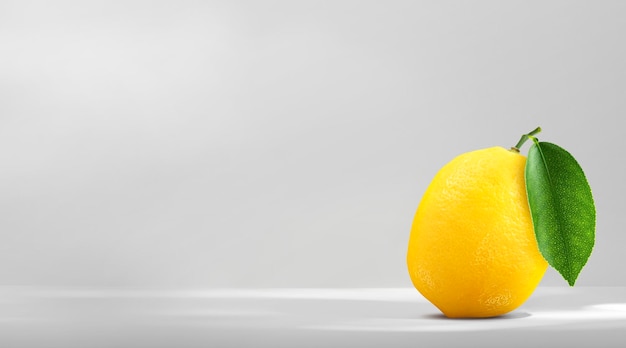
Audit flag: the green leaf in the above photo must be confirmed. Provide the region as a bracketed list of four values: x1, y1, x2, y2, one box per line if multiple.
[525, 141, 595, 286]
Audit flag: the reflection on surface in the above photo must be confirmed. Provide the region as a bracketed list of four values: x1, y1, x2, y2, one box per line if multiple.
[311, 305, 626, 332]
[421, 311, 531, 320]
[589, 303, 626, 311]
[1, 287, 625, 347]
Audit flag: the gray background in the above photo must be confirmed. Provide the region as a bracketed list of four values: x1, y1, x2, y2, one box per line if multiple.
[0, 0, 624, 288]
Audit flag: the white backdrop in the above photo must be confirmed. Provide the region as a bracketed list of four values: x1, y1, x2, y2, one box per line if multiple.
[1, 0, 624, 287]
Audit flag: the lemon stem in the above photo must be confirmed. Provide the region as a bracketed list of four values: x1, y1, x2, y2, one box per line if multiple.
[511, 126, 542, 152]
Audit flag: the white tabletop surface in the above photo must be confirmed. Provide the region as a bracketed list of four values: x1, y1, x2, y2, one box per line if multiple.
[1, 286, 625, 347]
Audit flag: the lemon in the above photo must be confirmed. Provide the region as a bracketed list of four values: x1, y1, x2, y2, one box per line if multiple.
[406, 146, 548, 318]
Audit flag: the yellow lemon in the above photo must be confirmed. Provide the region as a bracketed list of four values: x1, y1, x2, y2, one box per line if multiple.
[406, 146, 548, 318]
